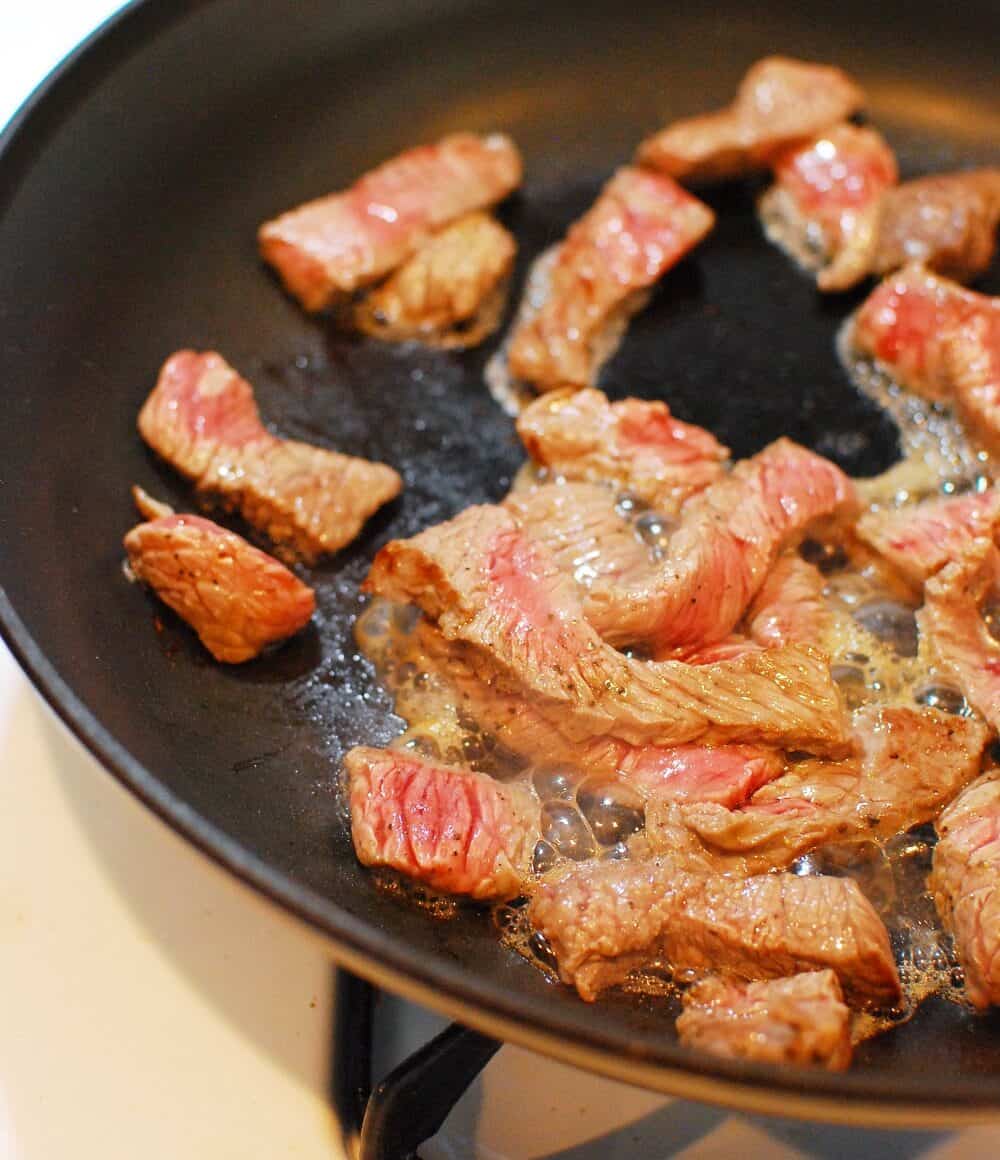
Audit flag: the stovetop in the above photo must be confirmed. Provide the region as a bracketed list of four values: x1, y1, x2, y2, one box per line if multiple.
[4, 6, 1000, 1158]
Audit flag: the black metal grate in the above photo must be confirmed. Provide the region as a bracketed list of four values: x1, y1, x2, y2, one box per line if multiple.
[333, 972, 500, 1160]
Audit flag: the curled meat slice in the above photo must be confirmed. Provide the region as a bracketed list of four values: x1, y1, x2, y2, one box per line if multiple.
[516, 388, 728, 514]
[931, 771, 1000, 1009]
[670, 706, 987, 874]
[406, 620, 786, 809]
[259, 133, 522, 311]
[528, 856, 900, 1005]
[352, 212, 516, 348]
[636, 56, 864, 184]
[345, 746, 540, 901]
[856, 489, 1000, 588]
[366, 505, 848, 753]
[123, 487, 315, 663]
[759, 124, 897, 291]
[874, 170, 1000, 283]
[848, 264, 999, 403]
[583, 438, 855, 652]
[746, 554, 829, 648]
[505, 168, 714, 393]
[139, 351, 402, 562]
[677, 971, 852, 1070]
[918, 539, 1000, 730]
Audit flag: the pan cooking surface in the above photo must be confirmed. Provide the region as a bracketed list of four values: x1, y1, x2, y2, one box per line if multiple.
[1, 0, 999, 1120]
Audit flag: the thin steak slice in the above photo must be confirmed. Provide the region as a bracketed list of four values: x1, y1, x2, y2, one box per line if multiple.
[528, 856, 901, 1005]
[138, 351, 402, 562]
[516, 388, 729, 514]
[583, 438, 855, 651]
[505, 168, 714, 393]
[503, 482, 652, 590]
[931, 771, 1000, 1009]
[670, 706, 989, 874]
[636, 57, 864, 184]
[259, 133, 522, 311]
[409, 619, 786, 808]
[366, 505, 848, 752]
[746, 554, 829, 648]
[856, 489, 1000, 589]
[345, 746, 540, 901]
[759, 124, 898, 291]
[123, 487, 315, 663]
[676, 971, 853, 1070]
[352, 212, 516, 348]
[873, 170, 1000, 284]
[918, 539, 1000, 730]
[847, 263, 1000, 403]
[947, 308, 1000, 457]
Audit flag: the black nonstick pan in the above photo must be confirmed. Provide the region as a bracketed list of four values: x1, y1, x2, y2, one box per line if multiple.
[2, 0, 999, 1126]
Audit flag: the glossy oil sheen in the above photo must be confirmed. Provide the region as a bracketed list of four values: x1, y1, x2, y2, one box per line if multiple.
[1, 0, 999, 1119]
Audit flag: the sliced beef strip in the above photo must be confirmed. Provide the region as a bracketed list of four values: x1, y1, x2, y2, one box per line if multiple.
[528, 855, 901, 1006]
[931, 771, 1000, 1009]
[667, 706, 989, 875]
[515, 388, 728, 515]
[582, 438, 855, 652]
[352, 211, 516, 348]
[947, 309, 1000, 457]
[138, 350, 402, 563]
[676, 971, 853, 1070]
[746, 553, 829, 648]
[856, 489, 1000, 589]
[365, 505, 849, 753]
[873, 170, 1000, 284]
[636, 56, 864, 184]
[759, 124, 898, 292]
[847, 263, 1000, 404]
[258, 132, 522, 312]
[345, 746, 540, 902]
[123, 487, 315, 664]
[407, 618, 786, 808]
[918, 539, 1000, 731]
[504, 481, 652, 590]
[505, 168, 714, 393]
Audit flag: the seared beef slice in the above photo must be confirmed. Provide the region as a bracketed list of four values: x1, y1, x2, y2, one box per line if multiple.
[529, 856, 900, 1005]
[259, 133, 522, 312]
[365, 504, 848, 753]
[346, 747, 539, 901]
[139, 351, 401, 562]
[677, 971, 852, 1069]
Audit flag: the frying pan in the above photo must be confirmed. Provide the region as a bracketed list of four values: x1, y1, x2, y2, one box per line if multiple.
[2, 0, 999, 1127]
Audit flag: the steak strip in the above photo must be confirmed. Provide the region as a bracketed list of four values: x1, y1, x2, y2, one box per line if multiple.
[366, 505, 849, 753]
[515, 389, 728, 514]
[529, 855, 901, 1006]
[505, 168, 714, 393]
[931, 771, 1000, 1009]
[124, 487, 315, 663]
[582, 438, 855, 651]
[676, 971, 853, 1070]
[346, 746, 540, 901]
[139, 350, 402, 562]
[666, 706, 988, 874]
[259, 133, 522, 312]
[636, 56, 864, 183]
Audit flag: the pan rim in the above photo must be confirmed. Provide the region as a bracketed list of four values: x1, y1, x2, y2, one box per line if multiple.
[3, 0, 1000, 1124]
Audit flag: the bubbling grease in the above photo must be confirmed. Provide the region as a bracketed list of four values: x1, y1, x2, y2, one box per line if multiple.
[354, 345, 997, 1027]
